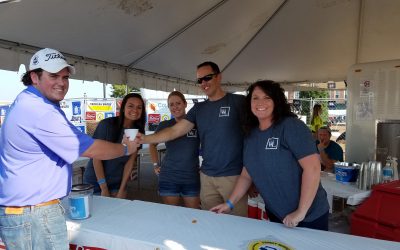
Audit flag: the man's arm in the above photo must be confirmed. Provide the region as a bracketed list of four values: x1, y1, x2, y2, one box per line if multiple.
[142, 119, 194, 144]
[82, 139, 138, 160]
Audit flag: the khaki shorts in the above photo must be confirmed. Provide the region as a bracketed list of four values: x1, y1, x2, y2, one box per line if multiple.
[200, 172, 248, 217]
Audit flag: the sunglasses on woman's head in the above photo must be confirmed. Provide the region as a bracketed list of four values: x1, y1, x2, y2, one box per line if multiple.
[197, 73, 217, 84]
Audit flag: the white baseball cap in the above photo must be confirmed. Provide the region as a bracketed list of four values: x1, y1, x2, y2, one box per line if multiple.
[29, 48, 76, 74]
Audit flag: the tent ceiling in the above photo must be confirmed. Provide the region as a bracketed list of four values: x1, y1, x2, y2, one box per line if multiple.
[0, 0, 399, 94]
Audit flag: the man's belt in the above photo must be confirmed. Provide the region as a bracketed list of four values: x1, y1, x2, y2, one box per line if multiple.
[3, 199, 60, 215]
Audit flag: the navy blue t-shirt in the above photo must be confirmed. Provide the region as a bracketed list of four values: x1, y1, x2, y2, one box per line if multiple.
[324, 140, 344, 162]
[83, 117, 140, 192]
[156, 119, 200, 184]
[185, 93, 245, 177]
[243, 117, 329, 222]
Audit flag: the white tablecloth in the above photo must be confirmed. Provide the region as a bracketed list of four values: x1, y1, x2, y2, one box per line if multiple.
[320, 172, 371, 212]
[64, 196, 399, 250]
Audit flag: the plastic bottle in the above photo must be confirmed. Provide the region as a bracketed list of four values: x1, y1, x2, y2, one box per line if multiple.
[392, 157, 399, 181]
[382, 161, 393, 183]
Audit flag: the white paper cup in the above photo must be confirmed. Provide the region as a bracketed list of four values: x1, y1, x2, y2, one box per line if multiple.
[124, 129, 138, 141]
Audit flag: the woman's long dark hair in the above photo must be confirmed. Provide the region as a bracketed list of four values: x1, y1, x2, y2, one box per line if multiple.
[109, 93, 146, 142]
[243, 80, 296, 135]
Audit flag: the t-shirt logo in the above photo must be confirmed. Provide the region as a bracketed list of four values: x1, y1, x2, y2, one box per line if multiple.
[265, 137, 279, 149]
[187, 129, 197, 138]
[219, 107, 230, 117]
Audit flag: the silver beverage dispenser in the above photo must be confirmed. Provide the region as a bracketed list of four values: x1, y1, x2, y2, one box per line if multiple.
[375, 120, 400, 178]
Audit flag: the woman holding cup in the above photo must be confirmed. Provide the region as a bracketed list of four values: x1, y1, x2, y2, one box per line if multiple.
[83, 93, 146, 198]
[149, 91, 200, 208]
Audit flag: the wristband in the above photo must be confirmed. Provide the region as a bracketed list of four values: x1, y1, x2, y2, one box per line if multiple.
[226, 199, 234, 210]
[97, 178, 106, 185]
[123, 144, 129, 156]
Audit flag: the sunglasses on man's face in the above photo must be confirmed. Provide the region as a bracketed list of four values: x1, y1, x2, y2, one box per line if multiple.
[197, 73, 217, 84]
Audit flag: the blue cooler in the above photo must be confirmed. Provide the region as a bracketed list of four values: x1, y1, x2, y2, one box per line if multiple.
[334, 162, 360, 183]
[68, 184, 93, 220]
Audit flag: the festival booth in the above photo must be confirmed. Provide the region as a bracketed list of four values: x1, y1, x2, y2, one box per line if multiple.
[1, 0, 400, 248]
[1, 196, 399, 249]
[63, 196, 399, 250]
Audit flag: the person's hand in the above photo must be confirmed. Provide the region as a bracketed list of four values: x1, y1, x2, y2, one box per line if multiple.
[282, 209, 306, 228]
[154, 166, 161, 175]
[317, 139, 329, 152]
[100, 188, 110, 197]
[116, 188, 127, 199]
[122, 135, 140, 155]
[320, 136, 330, 146]
[247, 183, 258, 198]
[210, 203, 231, 214]
[135, 132, 145, 144]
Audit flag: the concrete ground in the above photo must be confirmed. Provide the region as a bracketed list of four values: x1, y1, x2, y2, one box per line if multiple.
[126, 149, 162, 203]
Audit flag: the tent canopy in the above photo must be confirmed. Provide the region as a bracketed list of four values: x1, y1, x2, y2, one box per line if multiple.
[0, 0, 399, 94]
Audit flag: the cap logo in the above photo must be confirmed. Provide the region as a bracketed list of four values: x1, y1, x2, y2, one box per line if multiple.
[32, 55, 39, 65]
[44, 52, 66, 61]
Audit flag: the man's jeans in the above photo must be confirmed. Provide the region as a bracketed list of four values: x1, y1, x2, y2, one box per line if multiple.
[0, 203, 68, 250]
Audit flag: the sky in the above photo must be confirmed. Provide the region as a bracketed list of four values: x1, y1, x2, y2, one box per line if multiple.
[0, 67, 206, 105]
[0, 68, 113, 104]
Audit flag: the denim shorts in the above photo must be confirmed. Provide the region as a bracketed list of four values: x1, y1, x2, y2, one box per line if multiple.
[0, 203, 69, 249]
[158, 181, 200, 197]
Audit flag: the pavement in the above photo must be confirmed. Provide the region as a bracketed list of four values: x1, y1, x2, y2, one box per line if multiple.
[126, 149, 162, 203]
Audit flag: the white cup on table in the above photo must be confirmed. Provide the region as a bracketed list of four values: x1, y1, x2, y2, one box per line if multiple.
[124, 129, 138, 141]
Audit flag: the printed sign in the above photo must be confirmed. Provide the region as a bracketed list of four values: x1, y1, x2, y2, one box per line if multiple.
[86, 111, 96, 121]
[60, 100, 86, 130]
[86, 100, 115, 112]
[148, 114, 161, 124]
[86, 100, 116, 122]
[146, 99, 171, 131]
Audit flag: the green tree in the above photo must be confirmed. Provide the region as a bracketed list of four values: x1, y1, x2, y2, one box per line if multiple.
[299, 90, 329, 124]
[110, 84, 139, 98]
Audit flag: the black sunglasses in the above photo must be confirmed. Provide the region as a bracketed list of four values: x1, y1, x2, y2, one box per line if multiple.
[197, 73, 217, 84]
